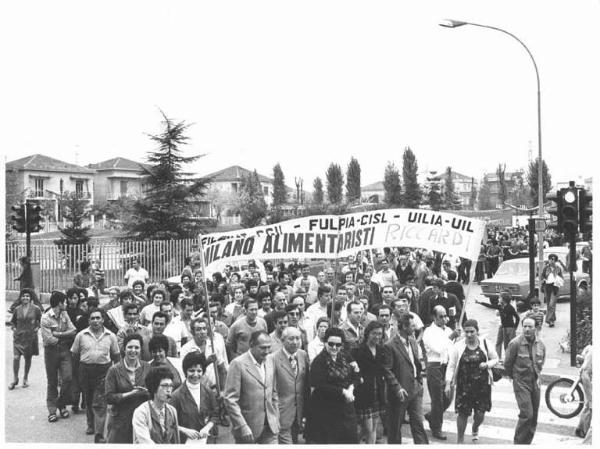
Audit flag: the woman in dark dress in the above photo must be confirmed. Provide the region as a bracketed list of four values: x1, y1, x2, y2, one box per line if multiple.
[9, 289, 42, 389]
[305, 327, 361, 444]
[169, 352, 219, 444]
[149, 334, 182, 390]
[351, 321, 387, 444]
[445, 319, 499, 443]
[105, 333, 151, 443]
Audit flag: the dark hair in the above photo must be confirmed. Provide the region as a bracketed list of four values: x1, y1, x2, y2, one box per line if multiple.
[119, 289, 134, 302]
[257, 290, 271, 303]
[285, 303, 300, 314]
[324, 327, 345, 343]
[326, 300, 343, 318]
[180, 298, 194, 310]
[50, 290, 67, 308]
[432, 278, 445, 288]
[243, 298, 259, 310]
[182, 351, 207, 374]
[246, 279, 258, 288]
[122, 333, 144, 352]
[211, 293, 225, 305]
[151, 311, 168, 324]
[375, 303, 392, 315]
[363, 320, 385, 340]
[446, 270, 457, 281]
[123, 302, 139, 315]
[132, 279, 145, 290]
[66, 287, 79, 299]
[530, 297, 541, 305]
[395, 310, 413, 329]
[87, 307, 105, 320]
[316, 316, 330, 329]
[463, 319, 479, 331]
[273, 310, 288, 322]
[77, 287, 89, 298]
[151, 288, 168, 301]
[249, 330, 270, 347]
[80, 260, 91, 273]
[145, 366, 174, 399]
[346, 300, 362, 314]
[190, 317, 208, 334]
[148, 334, 170, 354]
[18, 288, 36, 300]
[159, 300, 173, 311]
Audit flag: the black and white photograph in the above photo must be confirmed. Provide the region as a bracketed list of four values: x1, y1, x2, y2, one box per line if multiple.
[2, 0, 597, 445]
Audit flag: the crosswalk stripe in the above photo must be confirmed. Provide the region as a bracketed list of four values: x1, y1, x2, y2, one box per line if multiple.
[445, 407, 579, 428]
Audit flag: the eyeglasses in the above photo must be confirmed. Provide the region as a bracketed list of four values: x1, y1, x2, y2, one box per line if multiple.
[288, 312, 300, 316]
[327, 342, 343, 348]
[159, 383, 174, 390]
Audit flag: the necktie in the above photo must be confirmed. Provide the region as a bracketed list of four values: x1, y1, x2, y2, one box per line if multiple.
[289, 355, 298, 377]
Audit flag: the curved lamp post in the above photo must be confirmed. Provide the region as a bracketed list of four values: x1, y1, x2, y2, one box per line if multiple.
[440, 19, 545, 296]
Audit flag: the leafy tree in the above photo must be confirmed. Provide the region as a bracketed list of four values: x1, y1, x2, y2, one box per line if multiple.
[527, 158, 552, 205]
[478, 177, 493, 210]
[124, 110, 209, 240]
[470, 177, 477, 210]
[54, 192, 92, 246]
[402, 147, 421, 208]
[326, 163, 344, 205]
[312, 177, 324, 205]
[383, 162, 402, 206]
[345, 157, 361, 204]
[427, 182, 443, 211]
[272, 163, 288, 207]
[443, 167, 461, 210]
[238, 170, 268, 227]
[509, 171, 531, 208]
[496, 163, 507, 207]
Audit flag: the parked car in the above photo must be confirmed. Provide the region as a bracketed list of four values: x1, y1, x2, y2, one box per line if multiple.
[480, 247, 590, 301]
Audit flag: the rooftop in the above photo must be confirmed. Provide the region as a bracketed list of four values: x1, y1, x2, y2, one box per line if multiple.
[203, 165, 274, 183]
[6, 154, 95, 174]
[87, 157, 151, 172]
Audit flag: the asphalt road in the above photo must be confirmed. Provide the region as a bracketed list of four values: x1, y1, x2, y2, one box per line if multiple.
[4, 283, 580, 444]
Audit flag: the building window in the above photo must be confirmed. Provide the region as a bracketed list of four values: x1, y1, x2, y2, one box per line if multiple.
[59, 179, 64, 194]
[231, 183, 238, 192]
[33, 178, 44, 197]
[263, 186, 269, 196]
[75, 180, 84, 197]
[120, 180, 128, 196]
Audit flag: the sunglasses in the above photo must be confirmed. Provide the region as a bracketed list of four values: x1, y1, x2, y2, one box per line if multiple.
[327, 342, 343, 348]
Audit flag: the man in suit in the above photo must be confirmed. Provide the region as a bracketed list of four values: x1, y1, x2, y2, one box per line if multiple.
[224, 330, 279, 444]
[382, 311, 429, 444]
[270, 327, 310, 444]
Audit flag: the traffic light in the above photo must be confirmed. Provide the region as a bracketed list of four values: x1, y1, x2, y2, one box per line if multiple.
[27, 202, 44, 233]
[10, 203, 26, 233]
[546, 190, 561, 231]
[560, 186, 579, 236]
[579, 188, 592, 234]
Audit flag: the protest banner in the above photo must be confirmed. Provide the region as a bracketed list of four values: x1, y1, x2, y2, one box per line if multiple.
[200, 208, 486, 272]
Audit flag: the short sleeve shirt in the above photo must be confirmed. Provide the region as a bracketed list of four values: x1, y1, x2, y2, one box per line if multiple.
[71, 327, 119, 364]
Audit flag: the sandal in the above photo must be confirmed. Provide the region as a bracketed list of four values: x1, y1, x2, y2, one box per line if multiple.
[22, 380, 29, 388]
[48, 413, 58, 423]
[8, 380, 18, 390]
[59, 408, 70, 418]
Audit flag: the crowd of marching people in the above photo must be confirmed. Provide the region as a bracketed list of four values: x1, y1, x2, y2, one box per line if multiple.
[7, 236, 593, 444]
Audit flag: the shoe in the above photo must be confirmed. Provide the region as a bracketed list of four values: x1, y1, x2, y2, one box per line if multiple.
[48, 413, 58, 423]
[59, 408, 70, 418]
[22, 380, 29, 388]
[549, 322, 555, 328]
[431, 430, 447, 440]
[472, 431, 479, 442]
[94, 434, 106, 444]
[8, 380, 18, 390]
[86, 427, 95, 435]
[575, 429, 586, 438]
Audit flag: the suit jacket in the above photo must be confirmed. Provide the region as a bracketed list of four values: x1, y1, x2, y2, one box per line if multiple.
[270, 348, 310, 429]
[224, 351, 280, 439]
[339, 320, 364, 353]
[382, 334, 422, 405]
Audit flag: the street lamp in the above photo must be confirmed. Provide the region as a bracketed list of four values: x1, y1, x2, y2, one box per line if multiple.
[440, 19, 545, 297]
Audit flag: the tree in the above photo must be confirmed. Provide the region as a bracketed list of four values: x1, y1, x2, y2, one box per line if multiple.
[272, 163, 288, 207]
[470, 177, 477, 210]
[383, 162, 402, 206]
[238, 170, 268, 227]
[124, 110, 209, 240]
[509, 171, 531, 208]
[443, 167, 461, 210]
[427, 182, 443, 211]
[478, 177, 493, 210]
[345, 157, 361, 204]
[326, 163, 344, 205]
[312, 177, 324, 205]
[496, 163, 507, 207]
[54, 192, 92, 246]
[402, 146, 421, 208]
[527, 158, 552, 205]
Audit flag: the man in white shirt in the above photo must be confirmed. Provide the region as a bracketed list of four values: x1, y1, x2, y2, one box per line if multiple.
[124, 258, 149, 289]
[159, 301, 188, 355]
[305, 286, 332, 338]
[374, 259, 398, 289]
[391, 296, 424, 342]
[292, 264, 319, 299]
[422, 305, 461, 440]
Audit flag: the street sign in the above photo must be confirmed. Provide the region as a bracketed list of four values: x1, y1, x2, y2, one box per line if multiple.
[534, 218, 547, 232]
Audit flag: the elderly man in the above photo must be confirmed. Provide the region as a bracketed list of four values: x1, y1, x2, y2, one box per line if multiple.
[224, 331, 279, 443]
[504, 317, 546, 444]
[271, 327, 310, 444]
[422, 304, 461, 440]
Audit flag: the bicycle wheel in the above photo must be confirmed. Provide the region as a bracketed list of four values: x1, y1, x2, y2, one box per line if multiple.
[545, 378, 585, 419]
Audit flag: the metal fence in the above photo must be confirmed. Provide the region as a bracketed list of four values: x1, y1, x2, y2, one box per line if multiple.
[5, 238, 200, 293]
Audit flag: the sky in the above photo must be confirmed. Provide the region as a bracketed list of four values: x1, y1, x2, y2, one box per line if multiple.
[2, 0, 599, 190]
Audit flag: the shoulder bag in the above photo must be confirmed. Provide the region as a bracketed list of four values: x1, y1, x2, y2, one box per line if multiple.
[483, 339, 503, 382]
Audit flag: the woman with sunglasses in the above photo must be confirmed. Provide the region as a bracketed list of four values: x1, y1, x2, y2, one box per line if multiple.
[305, 327, 361, 444]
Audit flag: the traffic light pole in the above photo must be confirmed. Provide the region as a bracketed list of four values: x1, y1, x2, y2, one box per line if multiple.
[527, 217, 536, 301]
[569, 231, 577, 367]
[25, 200, 31, 260]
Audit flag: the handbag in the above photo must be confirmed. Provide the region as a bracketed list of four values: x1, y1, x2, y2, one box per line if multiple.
[483, 340, 503, 382]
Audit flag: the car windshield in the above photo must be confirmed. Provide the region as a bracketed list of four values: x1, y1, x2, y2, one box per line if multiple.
[495, 261, 529, 277]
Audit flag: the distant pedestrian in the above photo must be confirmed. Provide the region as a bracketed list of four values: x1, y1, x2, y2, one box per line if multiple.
[9, 289, 42, 390]
[124, 258, 149, 289]
[524, 297, 545, 332]
[504, 317, 546, 444]
[541, 253, 564, 328]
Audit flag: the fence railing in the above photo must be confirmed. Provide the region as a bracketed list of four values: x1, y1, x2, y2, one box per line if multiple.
[6, 238, 200, 293]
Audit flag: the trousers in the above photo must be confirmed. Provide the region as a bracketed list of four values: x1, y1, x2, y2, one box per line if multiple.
[387, 383, 429, 444]
[426, 363, 452, 431]
[513, 378, 540, 444]
[79, 362, 111, 436]
[544, 285, 558, 324]
[495, 326, 517, 358]
[44, 345, 73, 414]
